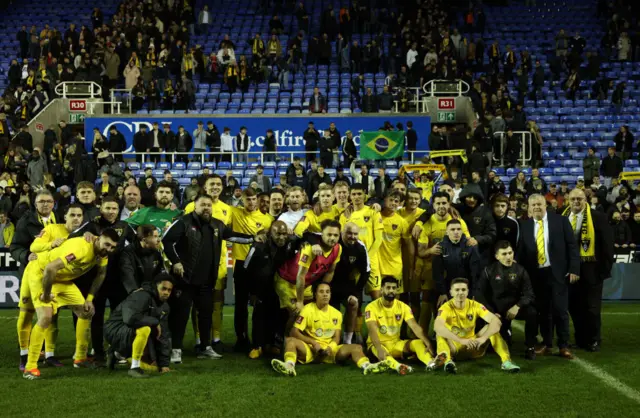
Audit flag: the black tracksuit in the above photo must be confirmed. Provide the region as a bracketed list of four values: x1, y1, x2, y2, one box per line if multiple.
[104, 283, 171, 369]
[494, 215, 520, 252]
[432, 235, 481, 297]
[162, 212, 253, 350]
[9, 210, 56, 275]
[244, 236, 302, 348]
[477, 262, 537, 348]
[330, 238, 369, 309]
[70, 216, 136, 357]
[119, 240, 165, 294]
[457, 183, 497, 267]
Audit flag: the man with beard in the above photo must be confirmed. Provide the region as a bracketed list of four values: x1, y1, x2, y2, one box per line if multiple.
[184, 175, 232, 351]
[417, 192, 470, 332]
[563, 189, 613, 352]
[71, 196, 136, 365]
[17, 204, 84, 370]
[244, 221, 301, 359]
[126, 181, 182, 233]
[258, 192, 271, 214]
[330, 222, 369, 345]
[163, 194, 256, 362]
[120, 185, 142, 220]
[366, 277, 435, 374]
[119, 224, 164, 294]
[456, 183, 497, 268]
[517, 194, 579, 359]
[295, 184, 340, 236]
[276, 187, 306, 230]
[491, 194, 519, 251]
[272, 283, 387, 377]
[477, 241, 537, 359]
[268, 189, 285, 220]
[105, 273, 174, 378]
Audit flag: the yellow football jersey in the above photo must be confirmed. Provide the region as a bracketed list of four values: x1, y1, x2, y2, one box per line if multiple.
[294, 206, 341, 236]
[230, 207, 272, 260]
[365, 298, 414, 345]
[379, 213, 410, 279]
[34, 237, 108, 282]
[437, 299, 492, 339]
[332, 203, 348, 215]
[30, 224, 72, 253]
[339, 206, 383, 251]
[398, 207, 426, 228]
[294, 302, 343, 347]
[415, 180, 434, 201]
[417, 214, 470, 248]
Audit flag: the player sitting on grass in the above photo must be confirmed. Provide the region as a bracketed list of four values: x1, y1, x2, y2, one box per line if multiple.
[431, 278, 521, 374]
[105, 273, 174, 378]
[271, 282, 388, 377]
[365, 276, 435, 374]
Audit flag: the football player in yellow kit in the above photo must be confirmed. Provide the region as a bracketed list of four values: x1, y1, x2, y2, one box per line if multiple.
[366, 277, 435, 374]
[271, 282, 387, 376]
[432, 278, 520, 374]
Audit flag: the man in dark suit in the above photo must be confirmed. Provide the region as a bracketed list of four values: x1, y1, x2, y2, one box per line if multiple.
[373, 167, 392, 200]
[517, 194, 580, 359]
[564, 189, 614, 352]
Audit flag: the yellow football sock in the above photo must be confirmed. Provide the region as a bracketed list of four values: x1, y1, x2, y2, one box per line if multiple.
[212, 301, 223, 341]
[410, 339, 433, 365]
[490, 334, 511, 362]
[284, 351, 297, 364]
[74, 318, 91, 361]
[419, 301, 432, 332]
[44, 315, 58, 355]
[26, 324, 46, 370]
[356, 356, 369, 368]
[436, 336, 452, 362]
[17, 311, 34, 351]
[132, 326, 151, 361]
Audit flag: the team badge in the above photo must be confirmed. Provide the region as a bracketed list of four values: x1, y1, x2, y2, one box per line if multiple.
[296, 316, 304, 324]
[222, 210, 227, 216]
[65, 253, 76, 262]
[461, 252, 468, 258]
[481, 305, 487, 311]
[22, 297, 29, 304]
[301, 254, 309, 263]
[364, 216, 370, 222]
[582, 239, 590, 252]
[349, 256, 356, 264]
[509, 273, 517, 281]
[152, 261, 159, 269]
[392, 224, 398, 231]
[395, 314, 401, 321]
[467, 314, 473, 321]
[332, 319, 338, 325]
[474, 217, 481, 224]
[115, 228, 124, 236]
[300, 216, 306, 222]
[365, 311, 371, 319]
[495, 275, 501, 281]
[503, 227, 510, 235]
[256, 223, 262, 228]
[214, 229, 219, 237]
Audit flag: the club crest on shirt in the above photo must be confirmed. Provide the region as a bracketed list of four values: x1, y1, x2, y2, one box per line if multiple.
[295, 316, 303, 324]
[255, 223, 262, 228]
[495, 275, 501, 281]
[395, 314, 401, 321]
[474, 217, 482, 225]
[301, 254, 309, 263]
[582, 240, 590, 252]
[152, 261, 159, 269]
[222, 210, 227, 216]
[65, 253, 76, 262]
[365, 311, 371, 319]
[509, 273, 517, 281]
[364, 216, 370, 222]
[467, 314, 473, 321]
[392, 224, 398, 231]
[115, 228, 123, 236]
[332, 318, 338, 325]
[349, 256, 356, 263]
[503, 227, 510, 235]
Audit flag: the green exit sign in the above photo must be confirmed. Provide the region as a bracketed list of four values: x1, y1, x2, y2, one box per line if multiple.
[437, 111, 456, 122]
[69, 113, 85, 124]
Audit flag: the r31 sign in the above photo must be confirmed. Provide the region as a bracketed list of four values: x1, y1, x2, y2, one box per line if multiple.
[437, 98, 456, 110]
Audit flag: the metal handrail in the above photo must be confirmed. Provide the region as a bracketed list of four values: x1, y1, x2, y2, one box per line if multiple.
[110, 89, 132, 114]
[422, 79, 470, 97]
[493, 131, 533, 167]
[54, 81, 102, 98]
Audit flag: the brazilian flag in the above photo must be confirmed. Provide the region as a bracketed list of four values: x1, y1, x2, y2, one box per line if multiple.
[359, 131, 405, 160]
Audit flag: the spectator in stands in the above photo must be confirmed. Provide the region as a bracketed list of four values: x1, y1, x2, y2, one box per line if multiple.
[308, 165, 332, 199]
[611, 211, 632, 248]
[318, 129, 334, 169]
[583, 147, 601, 186]
[262, 129, 277, 163]
[601, 147, 623, 188]
[362, 87, 378, 113]
[527, 168, 547, 195]
[192, 121, 207, 158]
[96, 172, 115, 198]
[342, 130, 357, 169]
[505, 128, 521, 168]
[197, 5, 211, 34]
[303, 122, 320, 164]
[124, 59, 140, 90]
[107, 126, 126, 162]
[373, 167, 392, 200]
[614, 125, 634, 160]
[133, 125, 150, 163]
[176, 126, 193, 163]
[290, 165, 308, 191]
[487, 171, 506, 201]
[630, 211, 640, 244]
[590, 175, 608, 204]
[250, 165, 272, 194]
[467, 143, 488, 179]
[309, 87, 326, 114]
[611, 82, 625, 113]
[183, 178, 201, 205]
[235, 126, 250, 163]
[509, 171, 528, 197]
[220, 127, 234, 163]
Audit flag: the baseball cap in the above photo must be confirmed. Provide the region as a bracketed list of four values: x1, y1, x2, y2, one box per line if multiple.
[577, 176, 584, 181]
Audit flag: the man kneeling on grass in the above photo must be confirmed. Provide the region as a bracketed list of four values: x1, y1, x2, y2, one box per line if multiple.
[271, 282, 387, 376]
[105, 274, 173, 378]
[431, 278, 520, 374]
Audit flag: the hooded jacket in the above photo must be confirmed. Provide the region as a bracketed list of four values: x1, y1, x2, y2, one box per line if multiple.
[104, 282, 171, 369]
[120, 240, 165, 294]
[457, 183, 497, 259]
[432, 235, 481, 296]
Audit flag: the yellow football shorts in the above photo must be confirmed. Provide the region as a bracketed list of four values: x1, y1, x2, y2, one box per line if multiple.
[18, 264, 36, 310]
[29, 273, 85, 313]
[439, 336, 490, 360]
[369, 339, 409, 359]
[274, 274, 312, 310]
[300, 342, 343, 364]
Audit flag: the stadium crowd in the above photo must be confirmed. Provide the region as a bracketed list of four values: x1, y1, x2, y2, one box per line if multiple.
[0, 0, 634, 379]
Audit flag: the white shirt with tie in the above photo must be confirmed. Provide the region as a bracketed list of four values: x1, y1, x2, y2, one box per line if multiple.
[570, 210, 584, 236]
[534, 213, 551, 268]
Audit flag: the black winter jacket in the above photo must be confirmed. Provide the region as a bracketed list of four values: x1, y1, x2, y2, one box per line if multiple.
[432, 235, 481, 296]
[120, 240, 165, 294]
[477, 262, 535, 314]
[458, 183, 497, 259]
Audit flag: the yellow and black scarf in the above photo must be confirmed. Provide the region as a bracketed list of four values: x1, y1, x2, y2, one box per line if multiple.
[563, 205, 596, 261]
[252, 39, 264, 55]
[21, 106, 28, 120]
[226, 66, 237, 77]
[26, 76, 34, 88]
[0, 123, 4, 135]
[38, 211, 57, 227]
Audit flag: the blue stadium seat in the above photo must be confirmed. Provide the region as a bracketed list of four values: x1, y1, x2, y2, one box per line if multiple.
[173, 162, 187, 170]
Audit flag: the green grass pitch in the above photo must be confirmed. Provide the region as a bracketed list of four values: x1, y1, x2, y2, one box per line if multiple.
[0, 302, 638, 417]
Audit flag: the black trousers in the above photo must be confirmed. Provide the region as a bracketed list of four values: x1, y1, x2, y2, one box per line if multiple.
[251, 289, 279, 349]
[533, 267, 570, 349]
[499, 304, 538, 348]
[168, 282, 214, 350]
[569, 261, 604, 345]
[320, 152, 332, 168]
[233, 261, 251, 342]
[91, 281, 128, 357]
[150, 147, 162, 163]
[210, 147, 221, 164]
